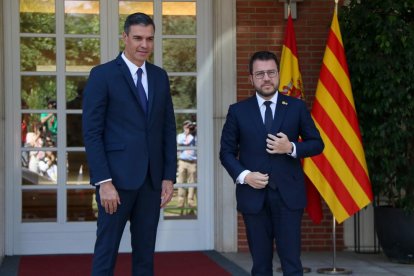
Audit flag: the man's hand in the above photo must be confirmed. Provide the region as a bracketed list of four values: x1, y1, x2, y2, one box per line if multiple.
[99, 181, 121, 214]
[245, 172, 269, 189]
[266, 132, 292, 154]
[160, 180, 174, 208]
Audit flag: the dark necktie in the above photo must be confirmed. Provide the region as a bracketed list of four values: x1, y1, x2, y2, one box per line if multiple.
[264, 101, 273, 132]
[136, 68, 148, 114]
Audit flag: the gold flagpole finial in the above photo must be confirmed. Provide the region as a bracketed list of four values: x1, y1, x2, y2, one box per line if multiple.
[286, 0, 291, 16]
[335, 0, 339, 13]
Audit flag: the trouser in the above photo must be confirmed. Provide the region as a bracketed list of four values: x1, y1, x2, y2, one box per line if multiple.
[92, 176, 161, 276]
[242, 188, 304, 276]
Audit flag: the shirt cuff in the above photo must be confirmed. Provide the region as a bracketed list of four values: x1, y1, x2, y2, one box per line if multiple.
[288, 142, 297, 158]
[95, 178, 112, 186]
[236, 170, 251, 184]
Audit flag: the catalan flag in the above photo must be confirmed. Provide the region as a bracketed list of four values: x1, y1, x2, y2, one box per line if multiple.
[279, 10, 323, 224]
[302, 6, 373, 223]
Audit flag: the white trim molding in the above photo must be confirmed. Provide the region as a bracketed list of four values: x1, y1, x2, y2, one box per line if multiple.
[213, 0, 238, 252]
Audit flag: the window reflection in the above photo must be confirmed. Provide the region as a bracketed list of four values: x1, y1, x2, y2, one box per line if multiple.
[65, 0, 100, 35]
[20, 0, 55, 34]
[164, 188, 197, 220]
[20, 37, 56, 72]
[21, 76, 57, 110]
[67, 152, 89, 185]
[170, 76, 196, 109]
[22, 190, 57, 222]
[163, 38, 196, 72]
[67, 189, 97, 222]
[162, 2, 196, 35]
[65, 38, 100, 72]
[66, 76, 87, 109]
[67, 114, 83, 147]
[21, 113, 58, 185]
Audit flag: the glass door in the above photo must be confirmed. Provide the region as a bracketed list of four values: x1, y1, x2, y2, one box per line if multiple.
[10, 0, 213, 254]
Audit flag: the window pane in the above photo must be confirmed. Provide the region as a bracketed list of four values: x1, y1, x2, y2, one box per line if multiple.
[162, 2, 196, 35]
[118, 1, 154, 35]
[22, 189, 57, 222]
[20, 0, 55, 33]
[66, 76, 87, 109]
[21, 76, 57, 109]
[67, 189, 97, 222]
[163, 38, 196, 72]
[170, 76, 196, 109]
[22, 151, 58, 186]
[67, 152, 89, 185]
[65, 38, 100, 72]
[175, 113, 197, 135]
[67, 114, 83, 147]
[164, 187, 197, 220]
[20, 37, 56, 72]
[65, 0, 100, 35]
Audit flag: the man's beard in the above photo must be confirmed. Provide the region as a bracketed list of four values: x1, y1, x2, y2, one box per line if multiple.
[255, 83, 277, 98]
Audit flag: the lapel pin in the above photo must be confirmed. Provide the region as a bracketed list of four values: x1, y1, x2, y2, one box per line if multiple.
[282, 101, 288, 105]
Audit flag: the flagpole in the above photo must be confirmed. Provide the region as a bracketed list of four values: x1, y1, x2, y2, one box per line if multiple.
[317, 216, 351, 274]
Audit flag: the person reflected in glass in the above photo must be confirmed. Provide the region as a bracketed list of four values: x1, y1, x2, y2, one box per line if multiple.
[25, 122, 45, 174]
[220, 51, 324, 275]
[38, 135, 57, 181]
[40, 99, 57, 144]
[82, 13, 176, 276]
[176, 120, 197, 208]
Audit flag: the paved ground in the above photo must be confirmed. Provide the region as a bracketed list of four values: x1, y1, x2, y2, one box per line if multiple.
[1, 250, 414, 275]
[221, 251, 414, 275]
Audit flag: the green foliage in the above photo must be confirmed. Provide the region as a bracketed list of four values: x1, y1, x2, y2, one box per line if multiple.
[340, 0, 414, 211]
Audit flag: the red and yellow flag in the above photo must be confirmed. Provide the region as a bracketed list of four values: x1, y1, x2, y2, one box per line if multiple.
[279, 11, 323, 224]
[278, 12, 304, 99]
[303, 6, 373, 223]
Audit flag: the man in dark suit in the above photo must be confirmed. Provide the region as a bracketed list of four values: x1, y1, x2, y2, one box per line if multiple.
[82, 13, 176, 276]
[220, 51, 324, 276]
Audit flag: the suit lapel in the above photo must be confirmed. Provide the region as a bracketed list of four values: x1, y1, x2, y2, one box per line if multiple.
[246, 96, 268, 136]
[116, 55, 147, 115]
[271, 93, 289, 134]
[146, 63, 155, 120]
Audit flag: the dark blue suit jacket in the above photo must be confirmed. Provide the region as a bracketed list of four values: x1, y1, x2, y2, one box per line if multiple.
[220, 93, 324, 214]
[82, 54, 177, 190]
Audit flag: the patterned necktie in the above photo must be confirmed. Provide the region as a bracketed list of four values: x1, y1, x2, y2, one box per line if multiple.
[264, 101, 273, 132]
[136, 68, 148, 114]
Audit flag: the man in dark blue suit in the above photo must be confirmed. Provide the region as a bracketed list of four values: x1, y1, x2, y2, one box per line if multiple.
[82, 13, 176, 276]
[220, 51, 324, 276]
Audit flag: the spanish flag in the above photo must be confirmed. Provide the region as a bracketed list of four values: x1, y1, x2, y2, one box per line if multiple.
[278, 12, 304, 99]
[279, 10, 323, 224]
[302, 4, 373, 223]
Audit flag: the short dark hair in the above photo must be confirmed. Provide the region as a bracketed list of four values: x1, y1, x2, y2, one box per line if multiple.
[248, 51, 279, 75]
[124, 13, 155, 35]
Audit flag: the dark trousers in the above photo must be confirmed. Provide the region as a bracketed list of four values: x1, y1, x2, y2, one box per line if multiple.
[92, 176, 161, 276]
[242, 188, 304, 276]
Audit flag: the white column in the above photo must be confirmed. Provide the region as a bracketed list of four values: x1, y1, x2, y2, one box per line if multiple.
[213, 0, 238, 252]
[0, 0, 6, 261]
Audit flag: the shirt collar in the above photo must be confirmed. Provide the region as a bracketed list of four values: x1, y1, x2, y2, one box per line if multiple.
[121, 52, 147, 77]
[256, 91, 278, 107]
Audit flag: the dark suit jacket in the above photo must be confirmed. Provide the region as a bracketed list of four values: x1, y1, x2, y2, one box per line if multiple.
[220, 93, 324, 214]
[82, 54, 177, 190]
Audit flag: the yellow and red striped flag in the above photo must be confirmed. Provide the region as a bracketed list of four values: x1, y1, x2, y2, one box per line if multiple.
[279, 10, 323, 224]
[302, 5, 373, 223]
[278, 12, 304, 99]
